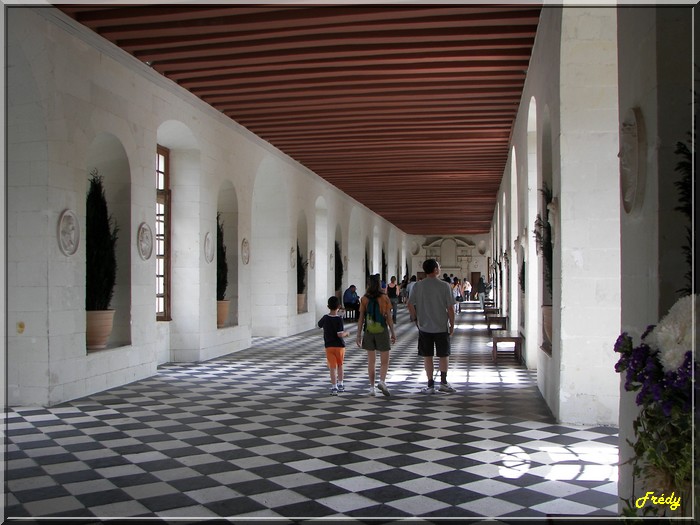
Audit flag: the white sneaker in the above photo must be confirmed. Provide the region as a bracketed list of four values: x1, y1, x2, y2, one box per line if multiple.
[377, 381, 391, 397]
[369, 386, 376, 396]
[438, 382, 456, 393]
[421, 386, 435, 394]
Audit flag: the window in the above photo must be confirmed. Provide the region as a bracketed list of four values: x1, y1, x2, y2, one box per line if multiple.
[156, 146, 171, 321]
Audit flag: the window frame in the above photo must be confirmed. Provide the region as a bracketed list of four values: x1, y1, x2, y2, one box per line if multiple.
[156, 145, 172, 321]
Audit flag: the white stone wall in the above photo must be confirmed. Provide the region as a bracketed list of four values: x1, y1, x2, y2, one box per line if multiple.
[503, 8, 622, 425]
[557, 8, 621, 424]
[6, 7, 405, 406]
[616, 6, 694, 513]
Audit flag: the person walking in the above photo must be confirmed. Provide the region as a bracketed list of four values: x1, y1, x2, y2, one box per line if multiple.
[387, 275, 400, 323]
[463, 280, 472, 301]
[356, 274, 396, 396]
[399, 275, 409, 304]
[407, 259, 456, 394]
[406, 275, 417, 299]
[451, 277, 463, 313]
[317, 296, 350, 396]
[477, 276, 487, 310]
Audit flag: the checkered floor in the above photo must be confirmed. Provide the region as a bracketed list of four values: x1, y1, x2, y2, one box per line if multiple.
[5, 302, 619, 521]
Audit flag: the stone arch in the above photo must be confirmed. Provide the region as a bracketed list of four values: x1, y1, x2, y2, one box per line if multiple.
[500, 192, 508, 311]
[540, 105, 554, 307]
[387, 228, 399, 280]
[348, 207, 363, 290]
[525, 96, 541, 365]
[251, 157, 289, 335]
[314, 196, 329, 314]
[372, 225, 381, 281]
[156, 120, 201, 358]
[86, 132, 132, 348]
[509, 147, 519, 325]
[365, 236, 372, 289]
[217, 180, 239, 326]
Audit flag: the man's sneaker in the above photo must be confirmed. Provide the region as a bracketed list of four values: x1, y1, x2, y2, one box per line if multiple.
[377, 381, 391, 397]
[438, 382, 456, 393]
[421, 385, 435, 394]
[337, 383, 345, 392]
[369, 386, 376, 397]
[330, 386, 339, 396]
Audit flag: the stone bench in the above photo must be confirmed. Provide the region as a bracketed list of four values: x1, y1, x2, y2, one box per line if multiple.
[491, 330, 523, 364]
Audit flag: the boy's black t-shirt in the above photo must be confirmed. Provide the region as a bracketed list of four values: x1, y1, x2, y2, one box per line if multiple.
[318, 314, 346, 348]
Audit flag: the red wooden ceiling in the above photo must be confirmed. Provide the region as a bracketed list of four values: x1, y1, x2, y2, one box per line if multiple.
[57, 5, 541, 235]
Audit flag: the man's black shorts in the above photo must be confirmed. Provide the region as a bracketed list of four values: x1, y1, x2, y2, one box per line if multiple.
[417, 331, 451, 357]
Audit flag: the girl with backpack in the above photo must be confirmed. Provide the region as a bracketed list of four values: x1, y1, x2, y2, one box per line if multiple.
[356, 274, 396, 396]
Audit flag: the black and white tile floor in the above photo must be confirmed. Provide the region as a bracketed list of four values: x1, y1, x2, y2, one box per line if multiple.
[5, 303, 619, 522]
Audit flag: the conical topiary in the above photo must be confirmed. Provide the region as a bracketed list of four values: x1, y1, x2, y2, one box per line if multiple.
[334, 241, 343, 292]
[86, 170, 119, 311]
[296, 242, 305, 294]
[216, 212, 228, 301]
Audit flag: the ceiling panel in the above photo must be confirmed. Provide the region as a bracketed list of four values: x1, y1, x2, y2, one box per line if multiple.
[57, 4, 541, 235]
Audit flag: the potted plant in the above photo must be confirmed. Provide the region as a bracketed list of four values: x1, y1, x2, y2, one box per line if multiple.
[613, 294, 695, 517]
[533, 183, 553, 343]
[85, 169, 119, 350]
[296, 242, 307, 312]
[334, 241, 343, 295]
[216, 213, 230, 328]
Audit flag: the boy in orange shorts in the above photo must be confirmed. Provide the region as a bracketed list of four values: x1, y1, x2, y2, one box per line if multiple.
[318, 296, 350, 395]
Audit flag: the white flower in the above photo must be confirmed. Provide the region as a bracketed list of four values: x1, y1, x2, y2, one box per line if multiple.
[646, 294, 698, 372]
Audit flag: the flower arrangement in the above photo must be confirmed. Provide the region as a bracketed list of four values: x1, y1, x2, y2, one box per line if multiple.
[613, 294, 697, 516]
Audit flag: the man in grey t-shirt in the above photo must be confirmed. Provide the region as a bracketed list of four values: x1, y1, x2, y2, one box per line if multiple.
[407, 259, 456, 394]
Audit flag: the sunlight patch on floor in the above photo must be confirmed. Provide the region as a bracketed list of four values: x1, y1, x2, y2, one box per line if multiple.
[498, 445, 618, 482]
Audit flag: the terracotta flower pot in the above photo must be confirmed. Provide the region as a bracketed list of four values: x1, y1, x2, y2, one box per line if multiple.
[297, 294, 307, 313]
[542, 305, 553, 343]
[86, 310, 115, 350]
[217, 300, 230, 328]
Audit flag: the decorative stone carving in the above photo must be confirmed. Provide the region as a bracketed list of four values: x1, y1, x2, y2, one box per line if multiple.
[137, 222, 153, 260]
[241, 238, 250, 265]
[204, 232, 214, 263]
[619, 107, 646, 214]
[58, 209, 79, 256]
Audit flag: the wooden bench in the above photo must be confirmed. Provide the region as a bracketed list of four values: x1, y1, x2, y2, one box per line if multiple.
[342, 306, 358, 322]
[483, 307, 500, 322]
[491, 330, 523, 364]
[486, 315, 508, 332]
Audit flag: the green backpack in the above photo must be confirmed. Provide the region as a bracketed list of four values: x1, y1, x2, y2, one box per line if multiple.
[365, 296, 386, 334]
